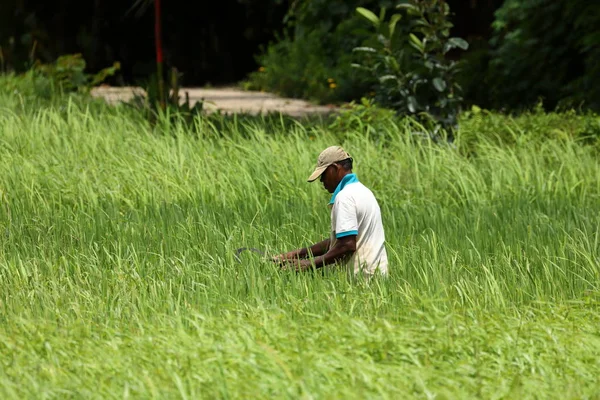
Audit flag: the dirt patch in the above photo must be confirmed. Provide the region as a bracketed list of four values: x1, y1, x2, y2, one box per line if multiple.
[91, 86, 337, 117]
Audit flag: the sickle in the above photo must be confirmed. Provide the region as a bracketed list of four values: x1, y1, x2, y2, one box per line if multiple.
[234, 247, 266, 263]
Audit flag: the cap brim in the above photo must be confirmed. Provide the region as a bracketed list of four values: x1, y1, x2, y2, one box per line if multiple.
[307, 165, 328, 182]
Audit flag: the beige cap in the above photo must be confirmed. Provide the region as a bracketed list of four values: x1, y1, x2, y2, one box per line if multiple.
[307, 146, 352, 182]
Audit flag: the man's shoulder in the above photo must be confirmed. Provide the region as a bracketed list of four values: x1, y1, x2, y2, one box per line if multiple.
[337, 182, 374, 201]
[347, 181, 374, 194]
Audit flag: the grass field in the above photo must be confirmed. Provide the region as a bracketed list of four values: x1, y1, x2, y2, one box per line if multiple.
[0, 93, 599, 399]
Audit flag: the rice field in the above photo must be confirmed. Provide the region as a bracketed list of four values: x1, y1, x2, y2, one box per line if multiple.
[0, 95, 599, 399]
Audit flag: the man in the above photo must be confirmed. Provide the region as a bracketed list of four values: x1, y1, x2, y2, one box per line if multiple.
[274, 146, 388, 277]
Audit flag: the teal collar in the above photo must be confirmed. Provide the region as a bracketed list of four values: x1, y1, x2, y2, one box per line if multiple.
[329, 173, 359, 205]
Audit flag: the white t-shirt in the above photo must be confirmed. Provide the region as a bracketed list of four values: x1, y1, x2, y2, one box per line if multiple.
[329, 177, 388, 277]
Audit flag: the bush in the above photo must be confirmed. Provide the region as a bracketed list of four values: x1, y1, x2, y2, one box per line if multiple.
[352, 1, 469, 135]
[0, 53, 119, 102]
[457, 104, 600, 152]
[0, 55, 119, 114]
[244, 1, 391, 104]
[486, 0, 600, 111]
[248, 0, 469, 137]
[245, 27, 374, 104]
[245, 29, 348, 103]
[31, 53, 120, 95]
[328, 97, 397, 140]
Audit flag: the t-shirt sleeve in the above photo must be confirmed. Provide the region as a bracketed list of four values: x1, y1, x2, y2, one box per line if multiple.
[334, 195, 358, 238]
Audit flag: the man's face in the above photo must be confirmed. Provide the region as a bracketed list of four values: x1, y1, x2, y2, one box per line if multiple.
[320, 163, 339, 193]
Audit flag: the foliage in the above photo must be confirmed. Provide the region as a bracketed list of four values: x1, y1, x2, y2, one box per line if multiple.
[126, 67, 204, 128]
[244, 1, 400, 103]
[0, 58, 203, 131]
[326, 96, 600, 151]
[30, 53, 120, 93]
[248, 0, 600, 115]
[245, 20, 375, 104]
[0, 54, 119, 110]
[247, 0, 470, 123]
[245, 29, 344, 103]
[454, 36, 491, 111]
[1, 92, 600, 397]
[328, 97, 397, 140]
[0, 0, 290, 85]
[5, 53, 122, 99]
[457, 103, 600, 152]
[352, 1, 469, 134]
[487, 0, 600, 111]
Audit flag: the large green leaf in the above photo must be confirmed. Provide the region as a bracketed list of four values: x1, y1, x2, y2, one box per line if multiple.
[356, 7, 380, 27]
[396, 2, 419, 16]
[409, 33, 424, 52]
[352, 47, 377, 53]
[432, 77, 447, 92]
[407, 96, 418, 113]
[389, 14, 402, 38]
[448, 37, 469, 50]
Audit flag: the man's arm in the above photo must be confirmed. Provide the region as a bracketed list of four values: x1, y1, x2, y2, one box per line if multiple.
[274, 238, 331, 261]
[307, 235, 356, 269]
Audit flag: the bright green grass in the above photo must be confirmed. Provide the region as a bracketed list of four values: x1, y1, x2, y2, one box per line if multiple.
[0, 98, 599, 399]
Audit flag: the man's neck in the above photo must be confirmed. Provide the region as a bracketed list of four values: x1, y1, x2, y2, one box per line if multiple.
[329, 172, 359, 205]
[336, 170, 352, 185]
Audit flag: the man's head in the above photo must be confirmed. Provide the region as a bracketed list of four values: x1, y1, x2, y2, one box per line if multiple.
[307, 146, 353, 193]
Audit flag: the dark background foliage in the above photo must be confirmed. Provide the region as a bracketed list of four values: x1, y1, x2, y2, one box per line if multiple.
[0, 0, 497, 85]
[0, 0, 290, 85]
[485, 0, 600, 111]
[1, 0, 598, 112]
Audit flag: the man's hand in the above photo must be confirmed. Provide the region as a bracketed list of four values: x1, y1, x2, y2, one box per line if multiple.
[271, 252, 296, 265]
[271, 239, 331, 265]
[271, 254, 312, 271]
[280, 258, 313, 272]
[272, 236, 354, 272]
[271, 254, 284, 264]
[278, 236, 356, 272]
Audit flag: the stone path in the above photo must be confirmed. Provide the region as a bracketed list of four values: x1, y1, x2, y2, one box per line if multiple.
[91, 86, 337, 117]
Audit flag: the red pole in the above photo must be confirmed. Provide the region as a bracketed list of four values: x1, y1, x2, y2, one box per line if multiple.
[154, 0, 165, 109]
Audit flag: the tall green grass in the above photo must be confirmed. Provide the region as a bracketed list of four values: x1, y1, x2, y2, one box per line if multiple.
[0, 97, 599, 398]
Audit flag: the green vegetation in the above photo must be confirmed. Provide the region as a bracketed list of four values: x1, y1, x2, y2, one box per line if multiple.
[1, 53, 119, 97]
[248, 0, 600, 114]
[353, 1, 469, 131]
[484, 0, 600, 111]
[1, 81, 600, 398]
[245, 0, 396, 104]
[244, 17, 374, 104]
[3, 0, 599, 395]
